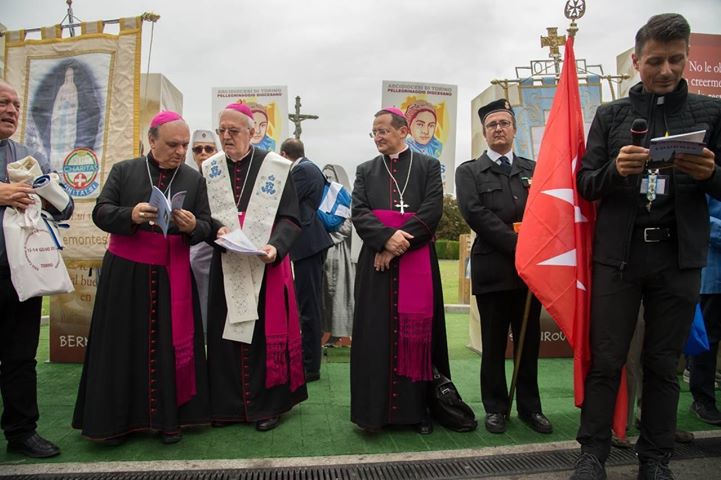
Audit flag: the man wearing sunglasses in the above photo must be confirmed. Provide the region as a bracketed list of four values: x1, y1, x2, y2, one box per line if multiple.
[190, 130, 218, 170]
[189, 130, 218, 336]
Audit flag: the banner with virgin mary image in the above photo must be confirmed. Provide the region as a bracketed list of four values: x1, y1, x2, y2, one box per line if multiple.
[381, 81, 458, 192]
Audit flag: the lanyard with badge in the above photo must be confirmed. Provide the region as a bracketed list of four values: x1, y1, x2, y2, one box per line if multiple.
[640, 131, 671, 212]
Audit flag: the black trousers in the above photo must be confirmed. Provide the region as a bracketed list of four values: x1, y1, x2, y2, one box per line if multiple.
[294, 250, 326, 374]
[476, 288, 542, 416]
[0, 273, 42, 442]
[689, 293, 721, 408]
[577, 240, 699, 463]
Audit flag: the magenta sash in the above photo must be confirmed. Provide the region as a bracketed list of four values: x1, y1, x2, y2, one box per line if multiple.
[264, 257, 304, 391]
[108, 230, 196, 406]
[373, 209, 434, 382]
[237, 213, 304, 391]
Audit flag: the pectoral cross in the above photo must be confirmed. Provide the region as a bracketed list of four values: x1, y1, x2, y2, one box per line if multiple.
[395, 201, 409, 214]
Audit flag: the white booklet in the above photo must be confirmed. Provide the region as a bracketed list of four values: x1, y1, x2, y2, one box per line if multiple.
[215, 228, 266, 256]
[148, 186, 187, 237]
[649, 130, 706, 166]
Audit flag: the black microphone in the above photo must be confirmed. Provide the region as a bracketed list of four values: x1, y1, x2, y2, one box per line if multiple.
[631, 118, 648, 147]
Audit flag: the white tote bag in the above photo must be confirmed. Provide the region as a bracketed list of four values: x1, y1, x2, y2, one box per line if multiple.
[4, 203, 74, 302]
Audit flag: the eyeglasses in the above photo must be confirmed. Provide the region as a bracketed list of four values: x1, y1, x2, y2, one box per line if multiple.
[369, 129, 392, 138]
[485, 120, 513, 130]
[192, 145, 217, 154]
[216, 127, 244, 136]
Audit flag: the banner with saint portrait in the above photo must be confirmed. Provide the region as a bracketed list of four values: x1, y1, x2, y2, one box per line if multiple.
[4, 18, 143, 362]
[381, 81, 458, 192]
[211, 86, 288, 153]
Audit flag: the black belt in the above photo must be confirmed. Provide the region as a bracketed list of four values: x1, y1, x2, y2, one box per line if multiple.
[635, 227, 674, 243]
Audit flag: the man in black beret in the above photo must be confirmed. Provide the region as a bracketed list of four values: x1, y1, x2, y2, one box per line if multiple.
[456, 99, 552, 435]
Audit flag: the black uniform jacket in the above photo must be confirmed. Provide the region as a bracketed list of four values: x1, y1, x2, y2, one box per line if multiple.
[456, 152, 535, 295]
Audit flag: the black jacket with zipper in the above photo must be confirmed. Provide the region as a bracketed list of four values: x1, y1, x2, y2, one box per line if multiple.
[577, 80, 721, 270]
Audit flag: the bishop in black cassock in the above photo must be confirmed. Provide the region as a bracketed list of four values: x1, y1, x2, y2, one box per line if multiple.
[205, 104, 307, 433]
[73, 113, 211, 444]
[350, 108, 450, 434]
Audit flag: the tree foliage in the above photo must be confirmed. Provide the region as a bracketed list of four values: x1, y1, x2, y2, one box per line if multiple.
[437, 194, 470, 240]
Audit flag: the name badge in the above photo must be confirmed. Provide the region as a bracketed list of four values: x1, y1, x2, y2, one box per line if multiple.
[640, 175, 668, 195]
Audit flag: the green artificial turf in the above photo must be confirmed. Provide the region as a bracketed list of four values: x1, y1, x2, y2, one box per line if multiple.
[4, 260, 717, 465]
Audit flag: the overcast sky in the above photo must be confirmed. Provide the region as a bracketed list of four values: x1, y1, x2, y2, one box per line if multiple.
[2, 0, 720, 180]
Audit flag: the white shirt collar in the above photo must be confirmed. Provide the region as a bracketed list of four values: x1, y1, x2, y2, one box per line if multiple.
[486, 148, 514, 165]
[389, 144, 409, 160]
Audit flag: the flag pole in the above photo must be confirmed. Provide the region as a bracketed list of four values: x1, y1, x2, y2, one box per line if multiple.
[507, 289, 533, 416]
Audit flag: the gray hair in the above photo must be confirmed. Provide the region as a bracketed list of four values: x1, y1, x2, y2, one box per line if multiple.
[220, 108, 255, 129]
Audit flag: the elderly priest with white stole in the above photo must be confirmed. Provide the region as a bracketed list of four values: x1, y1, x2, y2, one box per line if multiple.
[204, 103, 307, 433]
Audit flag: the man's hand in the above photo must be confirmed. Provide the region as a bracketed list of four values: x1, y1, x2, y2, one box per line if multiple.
[0, 182, 35, 211]
[384, 229, 414, 256]
[374, 250, 395, 272]
[260, 244, 277, 264]
[217, 226, 231, 238]
[674, 147, 716, 181]
[172, 209, 196, 233]
[131, 202, 158, 224]
[615, 145, 649, 177]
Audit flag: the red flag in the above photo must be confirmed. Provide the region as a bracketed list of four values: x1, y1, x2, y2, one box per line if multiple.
[514, 36, 628, 438]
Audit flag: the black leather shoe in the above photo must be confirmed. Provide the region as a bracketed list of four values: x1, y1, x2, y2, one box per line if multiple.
[361, 426, 381, 434]
[414, 419, 433, 435]
[519, 412, 553, 434]
[160, 432, 182, 444]
[484, 413, 507, 434]
[7, 433, 60, 458]
[98, 435, 126, 446]
[305, 371, 320, 382]
[255, 416, 280, 432]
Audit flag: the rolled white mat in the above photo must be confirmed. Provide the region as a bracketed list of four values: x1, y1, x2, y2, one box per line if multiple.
[7, 155, 43, 183]
[33, 174, 71, 212]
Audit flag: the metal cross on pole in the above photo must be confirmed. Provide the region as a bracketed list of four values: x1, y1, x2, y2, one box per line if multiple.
[540, 27, 567, 75]
[288, 96, 319, 140]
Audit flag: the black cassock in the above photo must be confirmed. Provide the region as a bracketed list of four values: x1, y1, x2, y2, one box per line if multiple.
[73, 155, 212, 440]
[206, 149, 307, 423]
[350, 148, 450, 429]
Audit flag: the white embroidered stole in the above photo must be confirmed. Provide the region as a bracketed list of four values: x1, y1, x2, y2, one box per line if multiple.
[203, 151, 291, 343]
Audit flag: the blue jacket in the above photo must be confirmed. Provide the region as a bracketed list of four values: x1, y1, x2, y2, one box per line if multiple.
[701, 195, 721, 294]
[288, 157, 332, 261]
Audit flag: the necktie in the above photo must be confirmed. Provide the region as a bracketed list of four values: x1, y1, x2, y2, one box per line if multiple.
[499, 155, 511, 175]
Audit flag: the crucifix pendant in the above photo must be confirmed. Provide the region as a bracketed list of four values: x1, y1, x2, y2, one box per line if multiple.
[646, 171, 658, 213]
[395, 201, 409, 214]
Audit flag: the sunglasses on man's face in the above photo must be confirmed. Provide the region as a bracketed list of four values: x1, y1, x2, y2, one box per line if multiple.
[192, 145, 216, 154]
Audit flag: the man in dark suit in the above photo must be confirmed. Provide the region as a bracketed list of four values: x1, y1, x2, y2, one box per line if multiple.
[281, 138, 333, 381]
[456, 99, 551, 435]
